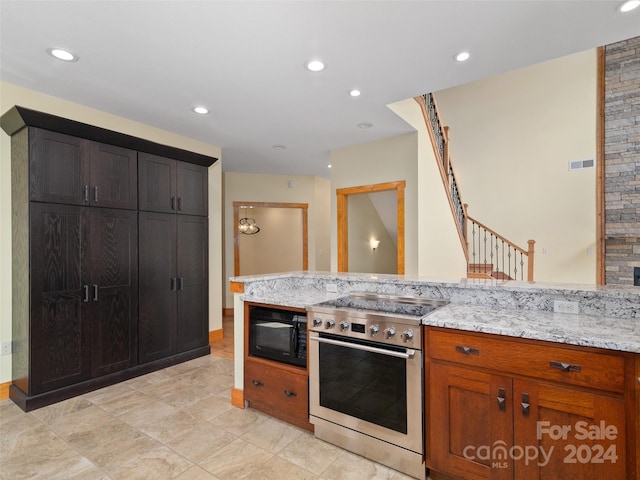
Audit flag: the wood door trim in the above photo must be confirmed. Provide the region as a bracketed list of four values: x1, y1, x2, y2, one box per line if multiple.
[233, 201, 309, 276]
[336, 181, 405, 274]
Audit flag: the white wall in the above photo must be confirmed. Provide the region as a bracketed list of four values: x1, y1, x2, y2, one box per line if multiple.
[0, 82, 223, 384]
[223, 172, 331, 307]
[434, 50, 597, 283]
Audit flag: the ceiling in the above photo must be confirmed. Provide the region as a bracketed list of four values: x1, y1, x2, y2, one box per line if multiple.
[2, 1, 640, 179]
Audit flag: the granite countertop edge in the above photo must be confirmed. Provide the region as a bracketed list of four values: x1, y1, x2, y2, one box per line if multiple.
[239, 289, 640, 354]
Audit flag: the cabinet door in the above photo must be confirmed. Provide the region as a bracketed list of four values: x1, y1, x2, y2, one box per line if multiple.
[429, 362, 513, 480]
[89, 142, 137, 210]
[29, 203, 91, 394]
[89, 208, 138, 376]
[29, 128, 89, 205]
[138, 212, 177, 363]
[177, 162, 208, 216]
[513, 379, 626, 480]
[138, 153, 176, 213]
[176, 215, 208, 352]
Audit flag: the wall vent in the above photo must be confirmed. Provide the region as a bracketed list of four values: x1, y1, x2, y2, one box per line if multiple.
[569, 159, 595, 170]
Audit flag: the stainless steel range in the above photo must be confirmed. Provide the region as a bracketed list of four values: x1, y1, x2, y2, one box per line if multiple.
[307, 292, 448, 480]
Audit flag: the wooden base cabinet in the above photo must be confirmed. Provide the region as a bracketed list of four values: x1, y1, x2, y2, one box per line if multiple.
[426, 328, 635, 480]
[243, 302, 312, 431]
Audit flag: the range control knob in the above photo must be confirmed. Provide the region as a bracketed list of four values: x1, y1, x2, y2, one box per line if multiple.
[370, 324, 380, 336]
[384, 327, 396, 339]
[325, 319, 336, 329]
[312, 317, 323, 327]
[340, 321, 350, 331]
[402, 329, 414, 342]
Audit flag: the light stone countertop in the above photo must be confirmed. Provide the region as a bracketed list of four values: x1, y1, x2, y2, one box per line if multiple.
[232, 271, 640, 354]
[421, 303, 640, 353]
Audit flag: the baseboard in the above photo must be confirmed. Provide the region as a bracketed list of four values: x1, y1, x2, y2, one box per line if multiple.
[223, 308, 233, 316]
[209, 329, 223, 342]
[0, 381, 10, 400]
[231, 387, 244, 408]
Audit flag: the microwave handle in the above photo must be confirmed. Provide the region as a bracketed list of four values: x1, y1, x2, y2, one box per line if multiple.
[292, 322, 299, 357]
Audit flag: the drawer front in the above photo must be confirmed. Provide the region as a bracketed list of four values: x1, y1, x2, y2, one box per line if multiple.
[244, 361, 309, 415]
[428, 329, 625, 393]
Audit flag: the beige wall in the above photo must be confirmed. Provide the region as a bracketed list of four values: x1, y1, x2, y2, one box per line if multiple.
[239, 207, 304, 275]
[348, 193, 397, 274]
[223, 172, 331, 307]
[434, 49, 597, 283]
[0, 82, 223, 384]
[330, 133, 422, 275]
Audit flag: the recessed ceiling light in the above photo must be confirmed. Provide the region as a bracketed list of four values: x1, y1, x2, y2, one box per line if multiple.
[193, 106, 209, 114]
[349, 89, 361, 97]
[272, 144, 287, 150]
[327, 164, 332, 169]
[305, 60, 325, 72]
[455, 51, 470, 62]
[357, 122, 373, 129]
[47, 48, 78, 62]
[619, 0, 640, 12]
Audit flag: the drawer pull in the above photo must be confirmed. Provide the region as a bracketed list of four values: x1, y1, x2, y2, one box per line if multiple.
[550, 361, 581, 373]
[455, 345, 479, 355]
[521, 392, 530, 417]
[252, 380, 263, 387]
[284, 390, 297, 397]
[497, 387, 506, 411]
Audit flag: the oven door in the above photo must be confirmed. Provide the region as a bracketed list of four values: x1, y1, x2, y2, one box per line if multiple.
[308, 331, 423, 454]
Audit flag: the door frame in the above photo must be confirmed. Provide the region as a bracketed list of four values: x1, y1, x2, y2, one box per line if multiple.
[233, 201, 309, 276]
[336, 180, 405, 274]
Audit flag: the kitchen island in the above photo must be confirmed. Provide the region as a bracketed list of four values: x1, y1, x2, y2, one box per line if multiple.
[229, 271, 640, 479]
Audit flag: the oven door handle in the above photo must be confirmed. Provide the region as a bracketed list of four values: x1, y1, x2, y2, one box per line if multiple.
[309, 335, 416, 359]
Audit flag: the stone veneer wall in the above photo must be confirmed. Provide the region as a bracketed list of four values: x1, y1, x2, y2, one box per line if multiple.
[605, 36, 640, 285]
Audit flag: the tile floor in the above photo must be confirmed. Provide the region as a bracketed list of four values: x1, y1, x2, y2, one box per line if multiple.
[0, 317, 418, 480]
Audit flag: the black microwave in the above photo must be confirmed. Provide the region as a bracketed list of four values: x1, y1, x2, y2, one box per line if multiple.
[248, 306, 307, 367]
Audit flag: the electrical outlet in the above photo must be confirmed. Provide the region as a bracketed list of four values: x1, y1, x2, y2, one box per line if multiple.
[554, 301, 579, 315]
[1, 342, 11, 356]
[326, 283, 338, 293]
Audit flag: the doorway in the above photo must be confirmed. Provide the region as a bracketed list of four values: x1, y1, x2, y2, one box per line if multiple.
[233, 201, 309, 276]
[336, 181, 405, 274]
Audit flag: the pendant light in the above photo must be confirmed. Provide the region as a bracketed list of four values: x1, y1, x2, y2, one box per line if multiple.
[238, 206, 260, 235]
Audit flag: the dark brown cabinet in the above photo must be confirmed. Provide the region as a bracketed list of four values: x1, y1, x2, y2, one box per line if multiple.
[28, 204, 138, 395]
[2, 107, 216, 411]
[139, 213, 208, 363]
[29, 128, 137, 209]
[138, 152, 208, 216]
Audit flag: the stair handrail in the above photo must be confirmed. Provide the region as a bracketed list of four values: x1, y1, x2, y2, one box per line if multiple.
[467, 211, 536, 281]
[415, 93, 468, 262]
[415, 92, 535, 281]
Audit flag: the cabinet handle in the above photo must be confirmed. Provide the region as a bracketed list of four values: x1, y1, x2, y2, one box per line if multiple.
[497, 387, 506, 411]
[83, 185, 89, 203]
[550, 361, 581, 373]
[177, 197, 183, 211]
[83, 285, 89, 303]
[171, 196, 177, 210]
[252, 380, 263, 387]
[178, 277, 184, 290]
[284, 390, 297, 397]
[92, 284, 99, 301]
[170, 277, 177, 291]
[455, 345, 479, 355]
[521, 392, 530, 417]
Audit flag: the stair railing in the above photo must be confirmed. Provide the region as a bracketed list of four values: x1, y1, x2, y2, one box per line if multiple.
[415, 93, 535, 281]
[467, 210, 535, 281]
